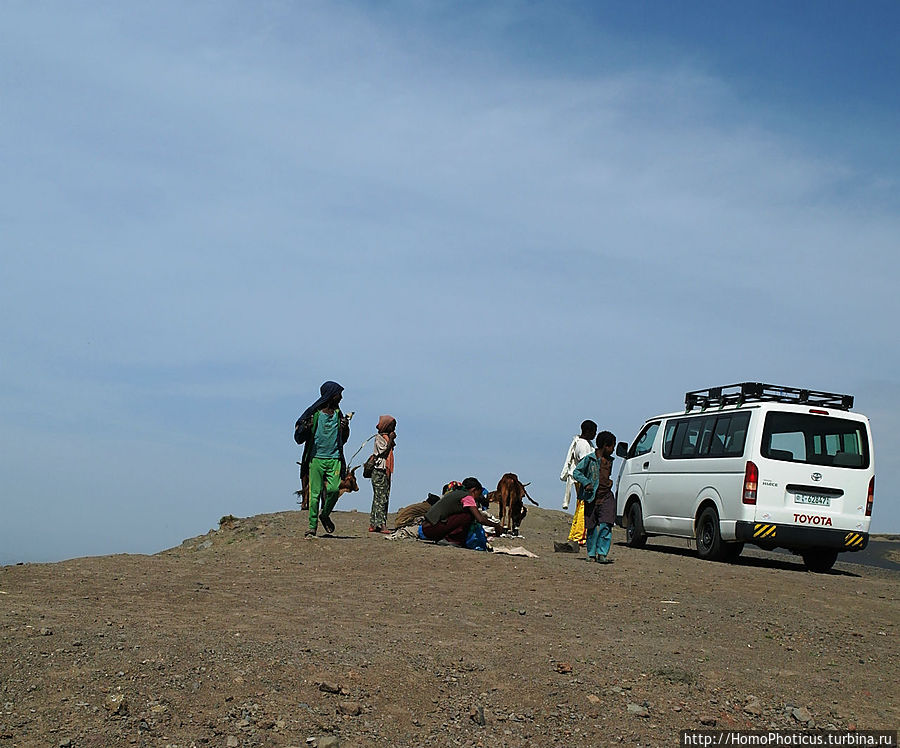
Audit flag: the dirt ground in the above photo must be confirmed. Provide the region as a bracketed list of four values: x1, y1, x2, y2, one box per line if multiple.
[1, 507, 897, 747]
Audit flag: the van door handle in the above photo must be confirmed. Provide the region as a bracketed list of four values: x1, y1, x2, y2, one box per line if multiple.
[643, 461, 650, 469]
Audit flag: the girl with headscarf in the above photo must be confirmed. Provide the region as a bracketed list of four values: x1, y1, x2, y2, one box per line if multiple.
[368, 415, 396, 533]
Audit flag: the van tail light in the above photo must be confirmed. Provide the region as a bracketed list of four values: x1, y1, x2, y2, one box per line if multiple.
[743, 461, 758, 504]
[866, 476, 875, 517]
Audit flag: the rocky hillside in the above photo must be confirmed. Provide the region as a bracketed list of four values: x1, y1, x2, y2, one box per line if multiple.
[1, 508, 897, 747]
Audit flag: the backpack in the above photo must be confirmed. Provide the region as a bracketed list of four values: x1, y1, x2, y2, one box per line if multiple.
[465, 521, 489, 551]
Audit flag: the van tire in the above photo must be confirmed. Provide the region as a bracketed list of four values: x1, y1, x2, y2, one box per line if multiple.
[801, 548, 838, 573]
[696, 507, 725, 561]
[625, 502, 647, 548]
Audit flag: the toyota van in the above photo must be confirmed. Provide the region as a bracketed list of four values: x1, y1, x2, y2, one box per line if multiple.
[615, 383, 875, 572]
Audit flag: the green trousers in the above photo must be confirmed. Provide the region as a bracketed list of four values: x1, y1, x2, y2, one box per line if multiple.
[307, 457, 341, 532]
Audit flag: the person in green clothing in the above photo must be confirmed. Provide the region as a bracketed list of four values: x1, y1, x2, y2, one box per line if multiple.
[294, 381, 350, 537]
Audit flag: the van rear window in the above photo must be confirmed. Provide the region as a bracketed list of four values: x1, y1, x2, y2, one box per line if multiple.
[762, 413, 870, 469]
[664, 411, 750, 459]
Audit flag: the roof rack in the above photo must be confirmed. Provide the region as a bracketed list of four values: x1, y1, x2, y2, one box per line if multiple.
[685, 383, 854, 412]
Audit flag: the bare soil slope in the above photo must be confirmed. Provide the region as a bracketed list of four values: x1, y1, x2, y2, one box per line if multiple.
[1, 508, 897, 747]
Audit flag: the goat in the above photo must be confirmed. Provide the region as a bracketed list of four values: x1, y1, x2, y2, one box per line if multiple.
[492, 473, 539, 536]
[295, 464, 359, 510]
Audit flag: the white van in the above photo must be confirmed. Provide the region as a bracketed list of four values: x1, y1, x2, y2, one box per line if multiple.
[615, 383, 875, 572]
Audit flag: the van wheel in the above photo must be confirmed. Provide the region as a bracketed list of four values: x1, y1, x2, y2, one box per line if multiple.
[723, 542, 744, 562]
[625, 502, 647, 548]
[801, 548, 838, 573]
[696, 507, 725, 561]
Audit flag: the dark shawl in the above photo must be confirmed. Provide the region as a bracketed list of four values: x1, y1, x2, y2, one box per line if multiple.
[294, 381, 348, 478]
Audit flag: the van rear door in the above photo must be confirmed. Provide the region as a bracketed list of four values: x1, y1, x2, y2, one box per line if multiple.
[753, 410, 873, 533]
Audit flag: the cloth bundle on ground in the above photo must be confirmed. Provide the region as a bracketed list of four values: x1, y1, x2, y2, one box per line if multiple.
[393, 494, 441, 528]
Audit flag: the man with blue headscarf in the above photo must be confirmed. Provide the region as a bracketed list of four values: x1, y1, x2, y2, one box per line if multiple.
[294, 381, 350, 537]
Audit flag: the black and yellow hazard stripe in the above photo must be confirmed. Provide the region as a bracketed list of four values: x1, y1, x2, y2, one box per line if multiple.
[844, 532, 865, 548]
[753, 523, 777, 539]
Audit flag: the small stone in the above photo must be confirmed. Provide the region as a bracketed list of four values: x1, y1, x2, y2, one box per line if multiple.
[518, 609, 526, 616]
[469, 705, 485, 725]
[39, 628, 52, 636]
[627, 703, 649, 718]
[58, 740, 73, 748]
[792, 706, 813, 724]
[555, 663, 572, 674]
[318, 735, 340, 747]
[587, 694, 601, 705]
[105, 693, 127, 715]
[744, 698, 763, 716]
[150, 704, 167, 714]
[338, 701, 361, 716]
[318, 681, 341, 694]
[226, 737, 239, 748]
[700, 715, 717, 726]
[198, 540, 213, 550]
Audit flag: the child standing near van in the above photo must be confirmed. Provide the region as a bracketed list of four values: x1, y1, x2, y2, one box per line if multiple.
[573, 430, 617, 563]
[561, 420, 597, 546]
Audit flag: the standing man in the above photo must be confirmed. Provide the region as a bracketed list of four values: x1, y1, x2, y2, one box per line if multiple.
[294, 381, 350, 537]
[573, 430, 617, 563]
[561, 420, 597, 546]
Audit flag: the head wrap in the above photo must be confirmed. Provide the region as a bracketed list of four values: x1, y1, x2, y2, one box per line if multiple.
[299, 381, 344, 423]
[376, 415, 396, 433]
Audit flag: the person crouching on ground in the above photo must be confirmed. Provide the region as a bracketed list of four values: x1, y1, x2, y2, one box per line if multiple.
[369, 415, 397, 534]
[572, 430, 617, 563]
[418, 477, 502, 546]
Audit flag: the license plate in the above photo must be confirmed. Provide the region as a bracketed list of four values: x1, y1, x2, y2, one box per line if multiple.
[794, 493, 831, 507]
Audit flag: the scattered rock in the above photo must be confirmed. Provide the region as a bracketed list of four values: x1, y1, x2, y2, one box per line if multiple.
[792, 706, 813, 725]
[744, 697, 763, 716]
[226, 736, 239, 748]
[338, 701, 361, 716]
[318, 681, 341, 694]
[700, 715, 717, 726]
[627, 703, 649, 718]
[555, 663, 572, 674]
[105, 693, 127, 715]
[318, 737, 340, 748]
[39, 628, 52, 636]
[587, 694, 601, 705]
[469, 705, 486, 725]
[198, 540, 213, 551]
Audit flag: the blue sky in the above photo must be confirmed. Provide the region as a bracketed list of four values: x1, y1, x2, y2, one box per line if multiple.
[2, 1, 898, 564]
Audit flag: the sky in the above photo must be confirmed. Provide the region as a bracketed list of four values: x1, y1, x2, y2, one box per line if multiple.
[1, 0, 898, 565]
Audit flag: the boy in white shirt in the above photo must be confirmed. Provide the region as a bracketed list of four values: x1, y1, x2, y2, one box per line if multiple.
[560, 420, 597, 547]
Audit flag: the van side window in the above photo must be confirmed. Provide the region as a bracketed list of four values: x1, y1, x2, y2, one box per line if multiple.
[663, 421, 677, 455]
[708, 416, 731, 456]
[666, 411, 750, 459]
[629, 422, 660, 458]
[722, 412, 751, 457]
